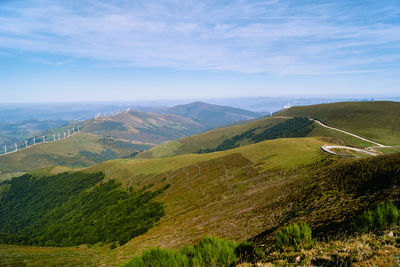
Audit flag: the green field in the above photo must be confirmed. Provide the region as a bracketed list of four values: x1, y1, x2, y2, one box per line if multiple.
[278, 101, 400, 146]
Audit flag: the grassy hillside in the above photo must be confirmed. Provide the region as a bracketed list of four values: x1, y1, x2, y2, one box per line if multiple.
[1, 142, 398, 266]
[79, 102, 260, 146]
[81, 110, 204, 145]
[278, 101, 400, 146]
[138, 101, 400, 159]
[0, 133, 149, 178]
[137, 116, 288, 158]
[88, 137, 331, 186]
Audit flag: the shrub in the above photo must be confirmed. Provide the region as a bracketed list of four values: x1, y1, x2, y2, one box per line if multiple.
[189, 236, 237, 267]
[123, 236, 238, 267]
[275, 223, 313, 251]
[352, 202, 400, 232]
[124, 247, 190, 267]
[234, 241, 264, 264]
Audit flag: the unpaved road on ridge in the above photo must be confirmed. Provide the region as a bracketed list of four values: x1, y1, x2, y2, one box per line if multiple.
[311, 119, 386, 156]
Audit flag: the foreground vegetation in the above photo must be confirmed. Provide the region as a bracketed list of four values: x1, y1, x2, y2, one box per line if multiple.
[123, 236, 263, 267]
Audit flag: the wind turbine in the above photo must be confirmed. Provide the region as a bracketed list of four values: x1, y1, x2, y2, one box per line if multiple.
[58, 132, 61, 140]
[33, 137, 36, 145]
[43, 136, 46, 143]
[25, 140, 28, 148]
[53, 134, 56, 141]
[68, 129, 70, 137]
[15, 143, 17, 152]
[64, 132, 66, 139]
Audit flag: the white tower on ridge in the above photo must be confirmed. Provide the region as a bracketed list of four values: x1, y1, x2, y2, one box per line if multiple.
[53, 134, 56, 141]
[58, 132, 61, 140]
[64, 132, 66, 139]
[33, 137, 36, 145]
[25, 140, 28, 148]
[77, 126, 80, 132]
[68, 129, 70, 137]
[43, 136, 46, 143]
[15, 143, 17, 152]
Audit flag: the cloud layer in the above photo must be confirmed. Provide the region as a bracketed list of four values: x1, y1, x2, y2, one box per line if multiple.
[0, 0, 399, 74]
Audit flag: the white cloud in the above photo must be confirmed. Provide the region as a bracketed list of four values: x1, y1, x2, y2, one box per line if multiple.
[0, 0, 399, 74]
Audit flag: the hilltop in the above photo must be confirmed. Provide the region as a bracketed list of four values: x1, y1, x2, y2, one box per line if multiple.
[278, 101, 400, 146]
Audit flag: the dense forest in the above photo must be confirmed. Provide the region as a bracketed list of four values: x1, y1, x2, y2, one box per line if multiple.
[0, 172, 167, 246]
[199, 117, 314, 153]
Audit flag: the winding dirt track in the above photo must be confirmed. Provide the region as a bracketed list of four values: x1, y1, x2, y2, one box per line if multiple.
[312, 119, 386, 157]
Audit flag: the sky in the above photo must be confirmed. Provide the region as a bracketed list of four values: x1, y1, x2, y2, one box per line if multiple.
[0, 0, 399, 103]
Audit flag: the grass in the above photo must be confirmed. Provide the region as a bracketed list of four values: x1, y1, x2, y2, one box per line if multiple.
[278, 101, 400, 146]
[87, 137, 331, 186]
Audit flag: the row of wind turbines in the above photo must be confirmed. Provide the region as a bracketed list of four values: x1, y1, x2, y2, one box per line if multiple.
[1, 126, 80, 156]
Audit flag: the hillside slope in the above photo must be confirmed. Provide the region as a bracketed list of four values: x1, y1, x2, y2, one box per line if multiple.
[138, 101, 400, 159]
[0, 133, 149, 179]
[278, 101, 400, 146]
[1, 139, 399, 266]
[137, 116, 288, 158]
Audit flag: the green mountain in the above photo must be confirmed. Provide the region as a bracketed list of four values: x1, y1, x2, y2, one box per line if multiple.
[165, 102, 261, 129]
[138, 101, 400, 159]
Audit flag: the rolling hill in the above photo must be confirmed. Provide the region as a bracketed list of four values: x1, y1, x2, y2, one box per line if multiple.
[1, 101, 400, 266]
[278, 101, 400, 146]
[0, 102, 261, 180]
[80, 102, 261, 145]
[0, 133, 150, 180]
[137, 101, 400, 159]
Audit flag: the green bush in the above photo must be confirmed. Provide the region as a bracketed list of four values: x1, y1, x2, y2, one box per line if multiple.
[275, 223, 313, 251]
[123, 236, 238, 267]
[352, 202, 400, 232]
[188, 236, 237, 267]
[234, 241, 264, 264]
[125, 247, 190, 267]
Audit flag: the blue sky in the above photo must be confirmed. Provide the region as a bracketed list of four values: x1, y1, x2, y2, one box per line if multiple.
[0, 0, 399, 102]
